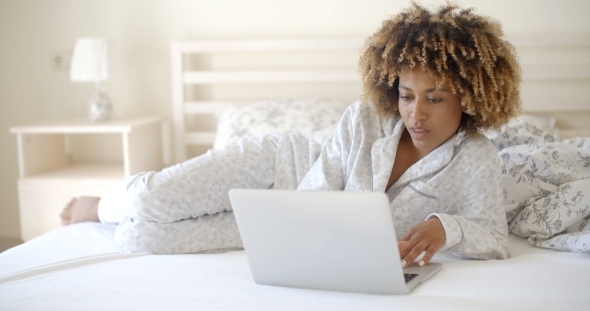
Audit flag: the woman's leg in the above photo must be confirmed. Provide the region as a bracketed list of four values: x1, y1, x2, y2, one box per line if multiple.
[115, 211, 243, 254]
[113, 131, 322, 223]
[106, 131, 322, 253]
[60, 133, 285, 225]
[101, 132, 285, 224]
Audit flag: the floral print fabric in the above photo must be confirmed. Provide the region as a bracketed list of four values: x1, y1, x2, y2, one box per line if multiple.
[214, 99, 350, 148]
[487, 123, 590, 253]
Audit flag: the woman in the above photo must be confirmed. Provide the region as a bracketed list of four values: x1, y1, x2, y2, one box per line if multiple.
[61, 2, 521, 267]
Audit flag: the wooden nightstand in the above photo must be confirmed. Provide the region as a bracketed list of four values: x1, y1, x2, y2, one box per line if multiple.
[10, 116, 167, 241]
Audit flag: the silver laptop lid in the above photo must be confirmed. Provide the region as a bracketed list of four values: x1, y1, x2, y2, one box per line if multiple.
[229, 189, 419, 295]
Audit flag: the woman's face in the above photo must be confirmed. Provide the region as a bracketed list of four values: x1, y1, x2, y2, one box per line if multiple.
[397, 67, 463, 156]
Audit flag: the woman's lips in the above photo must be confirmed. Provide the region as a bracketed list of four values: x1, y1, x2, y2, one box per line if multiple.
[410, 126, 429, 139]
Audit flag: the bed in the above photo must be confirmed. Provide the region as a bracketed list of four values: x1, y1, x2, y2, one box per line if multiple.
[1, 35, 590, 310]
[1, 222, 587, 310]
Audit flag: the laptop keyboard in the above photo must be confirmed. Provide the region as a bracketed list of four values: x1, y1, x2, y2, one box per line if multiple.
[404, 273, 419, 283]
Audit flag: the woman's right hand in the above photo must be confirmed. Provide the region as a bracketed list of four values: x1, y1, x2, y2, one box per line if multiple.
[399, 217, 446, 268]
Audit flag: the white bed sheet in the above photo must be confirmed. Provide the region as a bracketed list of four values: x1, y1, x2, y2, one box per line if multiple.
[1, 222, 588, 311]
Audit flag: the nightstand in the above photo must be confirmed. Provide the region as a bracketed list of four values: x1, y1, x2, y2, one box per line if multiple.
[10, 116, 167, 241]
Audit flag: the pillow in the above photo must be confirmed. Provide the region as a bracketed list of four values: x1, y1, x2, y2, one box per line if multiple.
[214, 99, 350, 149]
[484, 114, 560, 151]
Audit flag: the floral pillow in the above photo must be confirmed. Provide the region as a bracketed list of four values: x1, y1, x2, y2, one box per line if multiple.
[213, 99, 350, 148]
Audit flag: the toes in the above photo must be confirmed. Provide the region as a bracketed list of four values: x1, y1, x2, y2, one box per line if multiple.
[60, 212, 71, 225]
[59, 200, 74, 225]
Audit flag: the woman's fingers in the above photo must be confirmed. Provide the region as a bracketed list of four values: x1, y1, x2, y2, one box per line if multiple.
[399, 231, 417, 259]
[401, 240, 429, 267]
[416, 245, 438, 267]
[399, 217, 446, 267]
[397, 241, 409, 252]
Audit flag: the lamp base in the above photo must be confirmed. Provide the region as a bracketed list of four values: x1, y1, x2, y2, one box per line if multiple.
[88, 90, 113, 122]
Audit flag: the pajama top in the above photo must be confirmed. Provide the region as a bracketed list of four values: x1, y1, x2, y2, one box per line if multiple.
[298, 102, 509, 259]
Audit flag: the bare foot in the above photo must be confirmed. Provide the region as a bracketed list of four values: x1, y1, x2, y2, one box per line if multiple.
[60, 196, 101, 225]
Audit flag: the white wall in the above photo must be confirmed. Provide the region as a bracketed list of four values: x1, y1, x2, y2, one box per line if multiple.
[1, 0, 589, 238]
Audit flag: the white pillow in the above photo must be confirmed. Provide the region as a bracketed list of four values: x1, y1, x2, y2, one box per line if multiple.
[214, 99, 350, 149]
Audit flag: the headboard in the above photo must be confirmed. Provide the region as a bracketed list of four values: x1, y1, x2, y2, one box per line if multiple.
[170, 38, 363, 163]
[170, 35, 590, 163]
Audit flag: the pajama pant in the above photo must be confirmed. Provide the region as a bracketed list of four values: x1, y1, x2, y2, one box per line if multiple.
[98, 132, 323, 254]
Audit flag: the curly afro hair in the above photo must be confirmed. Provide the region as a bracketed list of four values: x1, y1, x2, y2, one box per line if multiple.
[358, 1, 521, 134]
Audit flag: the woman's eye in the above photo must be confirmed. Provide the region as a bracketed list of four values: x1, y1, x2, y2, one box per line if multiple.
[428, 98, 442, 103]
[399, 95, 411, 101]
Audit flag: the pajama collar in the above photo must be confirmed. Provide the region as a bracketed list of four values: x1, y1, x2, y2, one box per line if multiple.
[370, 116, 467, 192]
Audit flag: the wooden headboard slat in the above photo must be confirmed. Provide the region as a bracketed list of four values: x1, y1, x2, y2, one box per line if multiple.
[179, 38, 364, 53]
[183, 70, 360, 84]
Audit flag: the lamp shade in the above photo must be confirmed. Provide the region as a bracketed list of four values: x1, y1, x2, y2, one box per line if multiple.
[70, 38, 109, 82]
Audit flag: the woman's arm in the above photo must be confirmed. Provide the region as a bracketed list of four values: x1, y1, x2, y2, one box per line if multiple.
[442, 153, 509, 259]
[298, 102, 364, 191]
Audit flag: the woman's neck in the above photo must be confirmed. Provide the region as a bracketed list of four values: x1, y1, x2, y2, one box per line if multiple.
[386, 129, 424, 190]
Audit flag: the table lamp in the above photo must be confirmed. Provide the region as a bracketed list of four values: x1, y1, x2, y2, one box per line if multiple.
[70, 38, 112, 122]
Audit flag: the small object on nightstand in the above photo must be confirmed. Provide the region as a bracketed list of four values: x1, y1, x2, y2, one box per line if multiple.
[87, 89, 112, 122]
[70, 37, 113, 122]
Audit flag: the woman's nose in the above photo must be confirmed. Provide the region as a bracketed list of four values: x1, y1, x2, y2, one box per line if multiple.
[411, 99, 428, 121]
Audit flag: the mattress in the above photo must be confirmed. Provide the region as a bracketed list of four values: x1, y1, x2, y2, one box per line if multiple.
[1, 222, 588, 311]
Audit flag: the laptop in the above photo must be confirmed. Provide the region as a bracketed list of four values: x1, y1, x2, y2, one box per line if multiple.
[228, 189, 442, 295]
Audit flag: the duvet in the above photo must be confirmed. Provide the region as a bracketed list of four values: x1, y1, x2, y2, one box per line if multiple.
[489, 122, 590, 253]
